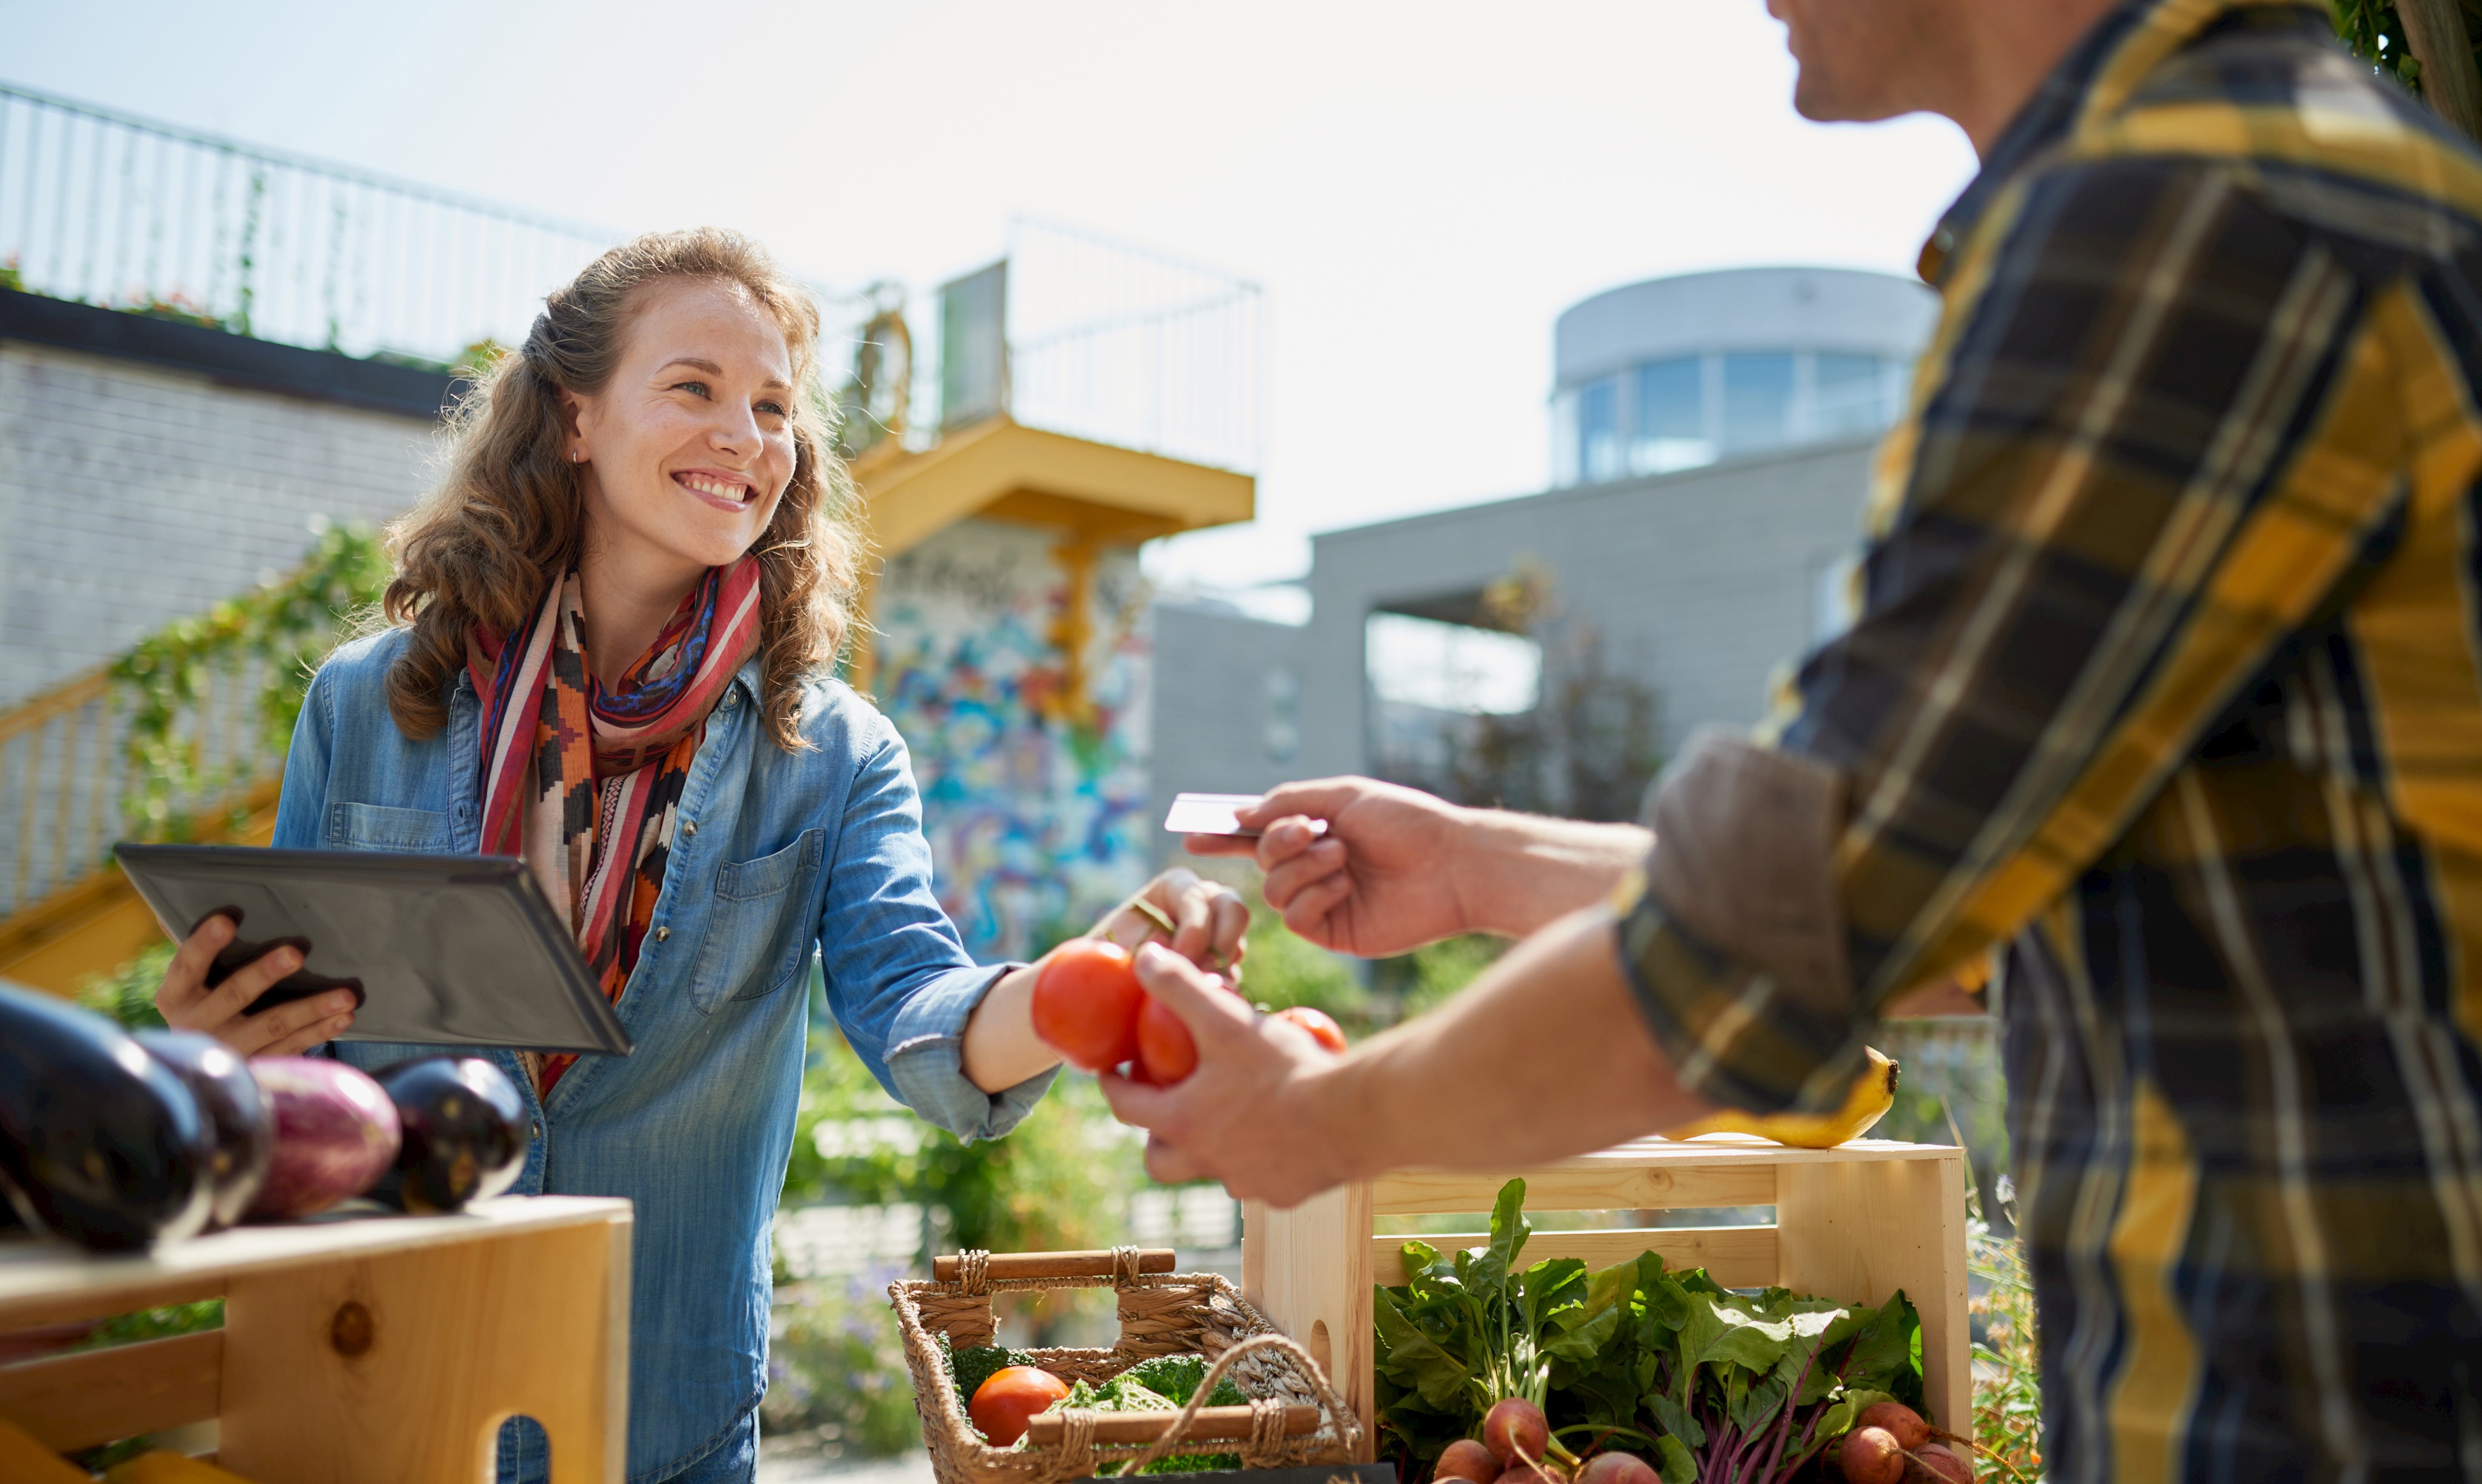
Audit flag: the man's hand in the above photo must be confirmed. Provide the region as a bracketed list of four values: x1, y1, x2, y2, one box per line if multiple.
[1185, 778, 1479, 957]
[1099, 944, 1363, 1205]
[1186, 777, 1654, 953]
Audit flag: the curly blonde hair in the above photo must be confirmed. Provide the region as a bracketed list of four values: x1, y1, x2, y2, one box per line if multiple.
[382, 227, 862, 751]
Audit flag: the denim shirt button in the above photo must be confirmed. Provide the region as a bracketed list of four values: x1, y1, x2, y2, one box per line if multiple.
[682, 819, 696, 837]
[530, 1118, 544, 1142]
[654, 925, 670, 942]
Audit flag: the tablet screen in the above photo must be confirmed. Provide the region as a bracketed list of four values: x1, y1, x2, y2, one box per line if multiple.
[115, 845, 631, 1056]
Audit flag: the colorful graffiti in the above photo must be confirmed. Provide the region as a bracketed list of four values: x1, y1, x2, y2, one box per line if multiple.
[869, 519, 1153, 962]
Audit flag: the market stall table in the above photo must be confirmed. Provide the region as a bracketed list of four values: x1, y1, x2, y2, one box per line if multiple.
[0, 1195, 631, 1483]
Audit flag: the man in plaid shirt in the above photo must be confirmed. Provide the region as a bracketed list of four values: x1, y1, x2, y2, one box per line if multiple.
[1113, 0, 2482, 1476]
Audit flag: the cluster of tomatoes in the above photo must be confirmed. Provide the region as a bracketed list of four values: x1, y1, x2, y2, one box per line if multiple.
[1029, 939, 1347, 1085]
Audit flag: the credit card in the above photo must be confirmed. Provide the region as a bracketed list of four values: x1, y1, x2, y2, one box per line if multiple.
[1163, 793, 1328, 837]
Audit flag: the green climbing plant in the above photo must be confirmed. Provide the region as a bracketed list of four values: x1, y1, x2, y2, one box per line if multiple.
[111, 522, 391, 839]
[2334, 0, 2423, 87]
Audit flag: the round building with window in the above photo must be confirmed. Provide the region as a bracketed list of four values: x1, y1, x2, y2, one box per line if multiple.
[1549, 266, 1938, 488]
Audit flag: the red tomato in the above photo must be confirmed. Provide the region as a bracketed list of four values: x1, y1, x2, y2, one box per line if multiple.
[1136, 993, 1199, 1084]
[1273, 1005, 1347, 1053]
[1031, 939, 1144, 1071]
[969, 1365, 1070, 1445]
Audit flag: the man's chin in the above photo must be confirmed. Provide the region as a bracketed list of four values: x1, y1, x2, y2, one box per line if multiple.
[1792, 75, 1911, 125]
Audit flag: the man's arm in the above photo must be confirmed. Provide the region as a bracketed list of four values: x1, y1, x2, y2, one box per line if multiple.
[1186, 777, 1649, 954]
[1110, 155, 2405, 1190]
[1104, 919, 1708, 1204]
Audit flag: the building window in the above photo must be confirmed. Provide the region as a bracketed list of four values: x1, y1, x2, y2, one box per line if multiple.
[1578, 376, 1623, 484]
[1365, 613, 1541, 716]
[1265, 667, 1300, 765]
[1720, 352, 1795, 455]
[1631, 356, 1713, 475]
[1813, 353, 1889, 438]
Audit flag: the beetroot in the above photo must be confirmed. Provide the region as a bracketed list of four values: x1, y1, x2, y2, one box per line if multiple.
[247, 1058, 400, 1218]
[1858, 1400, 1931, 1451]
[1839, 1426, 1905, 1484]
[135, 1030, 272, 1231]
[1437, 1439, 1505, 1484]
[1914, 1443, 1971, 1484]
[1574, 1452, 1658, 1484]
[1482, 1399, 1551, 1468]
[1496, 1466, 1557, 1484]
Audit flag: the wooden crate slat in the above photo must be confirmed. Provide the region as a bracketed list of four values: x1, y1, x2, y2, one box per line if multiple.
[1777, 1154, 1970, 1438]
[1372, 1164, 1775, 1217]
[1369, 1226, 1779, 1290]
[0, 1275, 226, 1330]
[0, 1329, 222, 1452]
[0, 1196, 630, 1324]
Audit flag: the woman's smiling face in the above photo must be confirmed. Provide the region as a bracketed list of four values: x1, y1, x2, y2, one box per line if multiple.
[566, 276, 797, 583]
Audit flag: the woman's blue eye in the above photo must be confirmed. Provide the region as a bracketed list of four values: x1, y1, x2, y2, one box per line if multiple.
[757, 401, 788, 417]
[673, 381, 710, 398]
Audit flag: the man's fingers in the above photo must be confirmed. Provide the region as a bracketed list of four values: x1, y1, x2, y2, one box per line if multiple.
[1262, 839, 1348, 911]
[1133, 943, 1254, 1037]
[1183, 833, 1259, 859]
[1248, 816, 1329, 873]
[1171, 882, 1214, 962]
[1282, 875, 1354, 942]
[1234, 780, 1363, 832]
[1143, 1134, 1203, 1186]
[255, 1012, 356, 1059]
[1099, 1066, 1173, 1129]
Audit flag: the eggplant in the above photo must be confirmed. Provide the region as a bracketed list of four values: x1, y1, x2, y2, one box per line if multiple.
[247, 1058, 402, 1219]
[371, 1056, 527, 1214]
[133, 1030, 273, 1231]
[0, 982, 213, 1251]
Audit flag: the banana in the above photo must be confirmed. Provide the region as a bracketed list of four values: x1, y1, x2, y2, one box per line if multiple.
[1657, 1046, 1900, 1148]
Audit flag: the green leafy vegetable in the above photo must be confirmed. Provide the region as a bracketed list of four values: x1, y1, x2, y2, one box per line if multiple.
[948, 1341, 1039, 1404]
[1371, 1179, 1926, 1484]
[1046, 1371, 1243, 1474]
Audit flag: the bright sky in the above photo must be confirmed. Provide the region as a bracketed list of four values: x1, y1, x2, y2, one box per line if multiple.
[0, 0, 1978, 592]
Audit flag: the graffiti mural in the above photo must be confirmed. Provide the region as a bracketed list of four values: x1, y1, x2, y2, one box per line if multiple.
[868, 519, 1153, 962]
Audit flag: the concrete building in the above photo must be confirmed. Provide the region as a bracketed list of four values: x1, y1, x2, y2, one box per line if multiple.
[1150, 266, 1937, 840]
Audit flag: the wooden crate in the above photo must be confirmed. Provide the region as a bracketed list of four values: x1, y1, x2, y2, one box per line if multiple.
[0, 1196, 631, 1483]
[1241, 1136, 1969, 1463]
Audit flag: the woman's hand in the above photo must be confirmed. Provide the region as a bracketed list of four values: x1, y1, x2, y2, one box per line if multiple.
[1090, 867, 1251, 973]
[156, 914, 358, 1057]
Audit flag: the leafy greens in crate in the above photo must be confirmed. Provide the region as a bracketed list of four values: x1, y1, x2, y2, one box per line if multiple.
[1371, 1180, 1924, 1484]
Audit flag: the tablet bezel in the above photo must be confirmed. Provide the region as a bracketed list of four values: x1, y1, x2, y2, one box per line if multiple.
[114, 843, 631, 1056]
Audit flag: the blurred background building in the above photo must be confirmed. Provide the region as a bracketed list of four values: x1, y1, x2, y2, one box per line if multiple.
[1150, 265, 1937, 842]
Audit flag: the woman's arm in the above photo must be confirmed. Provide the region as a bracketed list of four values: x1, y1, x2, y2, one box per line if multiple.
[960, 867, 1249, 1093]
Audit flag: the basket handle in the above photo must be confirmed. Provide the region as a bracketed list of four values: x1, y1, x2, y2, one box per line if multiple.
[1019, 1403, 1319, 1447]
[930, 1248, 1176, 1283]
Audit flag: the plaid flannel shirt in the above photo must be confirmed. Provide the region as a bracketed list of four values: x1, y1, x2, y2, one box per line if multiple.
[1614, 1, 2482, 1477]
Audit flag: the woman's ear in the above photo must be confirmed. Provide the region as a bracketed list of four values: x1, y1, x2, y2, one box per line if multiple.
[557, 385, 589, 461]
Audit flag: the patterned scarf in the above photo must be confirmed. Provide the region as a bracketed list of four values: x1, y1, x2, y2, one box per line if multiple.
[467, 557, 763, 1093]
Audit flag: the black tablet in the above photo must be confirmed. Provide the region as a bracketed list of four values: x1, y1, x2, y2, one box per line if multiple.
[114, 844, 631, 1057]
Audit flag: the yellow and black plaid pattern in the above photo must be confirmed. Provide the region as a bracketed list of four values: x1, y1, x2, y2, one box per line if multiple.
[1615, 1, 2482, 1476]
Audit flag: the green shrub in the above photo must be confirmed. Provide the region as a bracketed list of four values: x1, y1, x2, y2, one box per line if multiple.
[763, 1266, 922, 1459]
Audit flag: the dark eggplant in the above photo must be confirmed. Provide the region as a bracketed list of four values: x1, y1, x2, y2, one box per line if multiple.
[0, 981, 213, 1250]
[133, 1030, 273, 1231]
[371, 1056, 527, 1214]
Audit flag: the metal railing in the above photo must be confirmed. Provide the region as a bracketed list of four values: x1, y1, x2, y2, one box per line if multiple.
[0, 647, 294, 920]
[0, 81, 614, 365]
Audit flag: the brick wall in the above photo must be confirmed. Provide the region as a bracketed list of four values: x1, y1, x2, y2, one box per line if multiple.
[0, 340, 436, 707]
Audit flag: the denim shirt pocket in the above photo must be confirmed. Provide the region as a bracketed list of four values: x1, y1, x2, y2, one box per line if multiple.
[687, 827, 827, 1013]
[328, 802, 453, 852]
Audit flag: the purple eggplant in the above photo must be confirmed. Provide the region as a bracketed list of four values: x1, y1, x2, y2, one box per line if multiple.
[133, 1030, 273, 1231]
[371, 1057, 527, 1214]
[0, 982, 213, 1251]
[247, 1058, 401, 1218]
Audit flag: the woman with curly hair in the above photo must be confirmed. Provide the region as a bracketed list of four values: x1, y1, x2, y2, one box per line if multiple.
[151, 228, 1244, 1483]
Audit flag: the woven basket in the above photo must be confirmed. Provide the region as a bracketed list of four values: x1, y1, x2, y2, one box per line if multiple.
[891, 1246, 1360, 1484]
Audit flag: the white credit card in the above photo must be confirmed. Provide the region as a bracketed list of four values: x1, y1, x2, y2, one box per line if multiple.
[1163, 793, 1327, 837]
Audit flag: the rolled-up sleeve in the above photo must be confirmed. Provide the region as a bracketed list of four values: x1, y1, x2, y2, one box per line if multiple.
[818, 717, 1057, 1142]
[1618, 155, 2407, 1113]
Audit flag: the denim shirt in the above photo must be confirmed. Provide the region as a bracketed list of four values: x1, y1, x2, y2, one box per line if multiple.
[273, 628, 1056, 1482]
